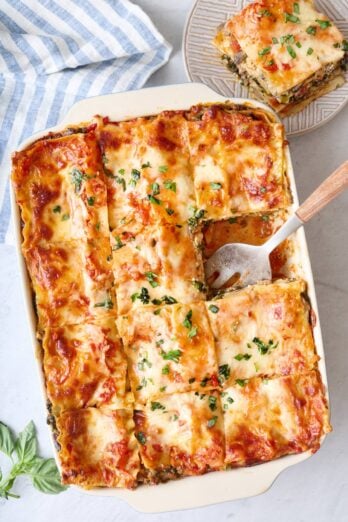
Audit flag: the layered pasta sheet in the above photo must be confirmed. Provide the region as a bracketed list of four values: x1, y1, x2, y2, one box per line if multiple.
[12, 104, 330, 489]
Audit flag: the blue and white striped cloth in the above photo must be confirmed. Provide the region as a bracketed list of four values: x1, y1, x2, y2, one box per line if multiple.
[0, 0, 172, 243]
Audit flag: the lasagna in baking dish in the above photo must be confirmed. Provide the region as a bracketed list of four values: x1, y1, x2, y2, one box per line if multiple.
[12, 103, 331, 489]
[213, 0, 347, 116]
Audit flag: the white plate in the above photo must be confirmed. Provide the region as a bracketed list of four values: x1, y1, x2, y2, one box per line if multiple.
[11, 83, 329, 513]
[183, 0, 348, 136]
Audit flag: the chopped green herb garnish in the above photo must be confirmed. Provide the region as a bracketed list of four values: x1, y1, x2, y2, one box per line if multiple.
[188, 208, 205, 229]
[95, 222, 100, 231]
[272, 37, 279, 44]
[210, 182, 222, 190]
[258, 46, 271, 56]
[218, 364, 230, 384]
[135, 432, 146, 445]
[151, 182, 160, 196]
[163, 180, 176, 192]
[115, 176, 126, 191]
[280, 34, 294, 45]
[94, 297, 113, 309]
[61, 214, 70, 221]
[145, 271, 159, 288]
[293, 2, 299, 14]
[234, 353, 252, 361]
[188, 326, 198, 338]
[306, 26, 316, 35]
[166, 207, 174, 216]
[148, 194, 161, 205]
[287, 45, 296, 58]
[141, 162, 151, 169]
[192, 280, 205, 292]
[159, 386, 167, 392]
[258, 8, 271, 17]
[172, 414, 179, 421]
[235, 379, 248, 387]
[137, 355, 152, 371]
[208, 395, 217, 411]
[70, 168, 90, 193]
[112, 235, 124, 250]
[118, 168, 125, 175]
[151, 401, 165, 411]
[284, 12, 300, 23]
[188, 377, 196, 384]
[162, 364, 170, 375]
[228, 217, 238, 224]
[52, 205, 61, 213]
[87, 196, 95, 206]
[252, 337, 279, 355]
[208, 304, 219, 314]
[129, 168, 141, 187]
[296, 41, 302, 48]
[154, 309, 161, 315]
[161, 349, 182, 363]
[316, 19, 331, 29]
[307, 47, 314, 55]
[261, 215, 269, 222]
[158, 165, 168, 173]
[227, 397, 234, 404]
[131, 287, 150, 304]
[159, 295, 177, 305]
[207, 416, 218, 428]
[183, 310, 193, 329]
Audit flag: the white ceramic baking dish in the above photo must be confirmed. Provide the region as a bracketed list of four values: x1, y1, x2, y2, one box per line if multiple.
[10, 82, 329, 513]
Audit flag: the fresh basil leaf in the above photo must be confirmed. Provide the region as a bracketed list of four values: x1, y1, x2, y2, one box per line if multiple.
[15, 421, 37, 464]
[0, 422, 16, 457]
[28, 457, 67, 494]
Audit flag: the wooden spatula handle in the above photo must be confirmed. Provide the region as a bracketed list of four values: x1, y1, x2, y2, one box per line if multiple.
[296, 161, 348, 223]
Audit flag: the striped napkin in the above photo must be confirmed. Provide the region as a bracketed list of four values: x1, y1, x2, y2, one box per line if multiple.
[0, 0, 172, 243]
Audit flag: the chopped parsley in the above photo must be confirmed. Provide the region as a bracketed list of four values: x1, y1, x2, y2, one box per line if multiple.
[287, 45, 297, 59]
[218, 364, 230, 384]
[136, 377, 147, 391]
[258, 46, 271, 56]
[208, 304, 219, 314]
[166, 207, 175, 216]
[95, 222, 101, 231]
[164, 180, 176, 192]
[284, 13, 300, 24]
[87, 196, 95, 206]
[61, 213, 70, 221]
[188, 377, 196, 384]
[137, 356, 152, 371]
[293, 2, 300, 14]
[234, 353, 252, 361]
[258, 8, 271, 17]
[192, 280, 205, 292]
[148, 194, 161, 205]
[152, 295, 177, 305]
[188, 208, 205, 229]
[235, 379, 248, 387]
[141, 161, 151, 169]
[208, 395, 217, 411]
[207, 416, 218, 428]
[228, 217, 238, 224]
[151, 182, 160, 195]
[129, 168, 141, 187]
[162, 364, 170, 375]
[159, 386, 167, 392]
[151, 401, 165, 411]
[210, 182, 222, 190]
[158, 165, 168, 173]
[183, 310, 198, 338]
[307, 47, 314, 55]
[131, 287, 150, 304]
[115, 176, 126, 191]
[272, 37, 279, 44]
[135, 432, 146, 445]
[112, 235, 124, 250]
[161, 349, 182, 363]
[118, 169, 125, 175]
[261, 215, 269, 222]
[306, 26, 316, 35]
[70, 168, 90, 193]
[280, 34, 295, 45]
[252, 337, 279, 355]
[316, 19, 331, 29]
[52, 205, 61, 213]
[296, 41, 302, 48]
[154, 309, 161, 315]
[145, 271, 159, 288]
[172, 414, 179, 421]
[94, 296, 113, 309]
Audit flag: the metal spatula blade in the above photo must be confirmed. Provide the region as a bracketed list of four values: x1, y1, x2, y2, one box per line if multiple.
[204, 161, 348, 290]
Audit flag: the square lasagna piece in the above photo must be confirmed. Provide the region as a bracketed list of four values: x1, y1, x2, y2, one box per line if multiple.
[111, 223, 205, 314]
[57, 407, 140, 488]
[43, 318, 127, 415]
[187, 104, 289, 220]
[118, 301, 219, 403]
[12, 130, 109, 248]
[24, 238, 116, 330]
[134, 391, 224, 478]
[214, 0, 347, 116]
[222, 371, 331, 466]
[206, 279, 318, 384]
[98, 112, 196, 229]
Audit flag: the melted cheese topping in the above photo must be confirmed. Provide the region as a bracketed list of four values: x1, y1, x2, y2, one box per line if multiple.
[118, 302, 218, 403]
[188, 105, 288, 219]
[215, 0, 345, 96]
[134, 391, 224, 476]
[57, 407, 140, 488]
[43, 318, 127, 415]
[25, 238, 115, 330]
[207, 280, 318, 383]
[222, 371, 331, 466]
[111, 223, 205, 314]
[12, 130, 109, 249]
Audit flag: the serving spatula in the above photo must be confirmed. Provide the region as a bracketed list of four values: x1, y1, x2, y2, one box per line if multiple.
[205, 161, 348, 289]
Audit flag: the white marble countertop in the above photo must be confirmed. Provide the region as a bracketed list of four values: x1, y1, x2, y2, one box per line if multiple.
[1, 1, 347, 520]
